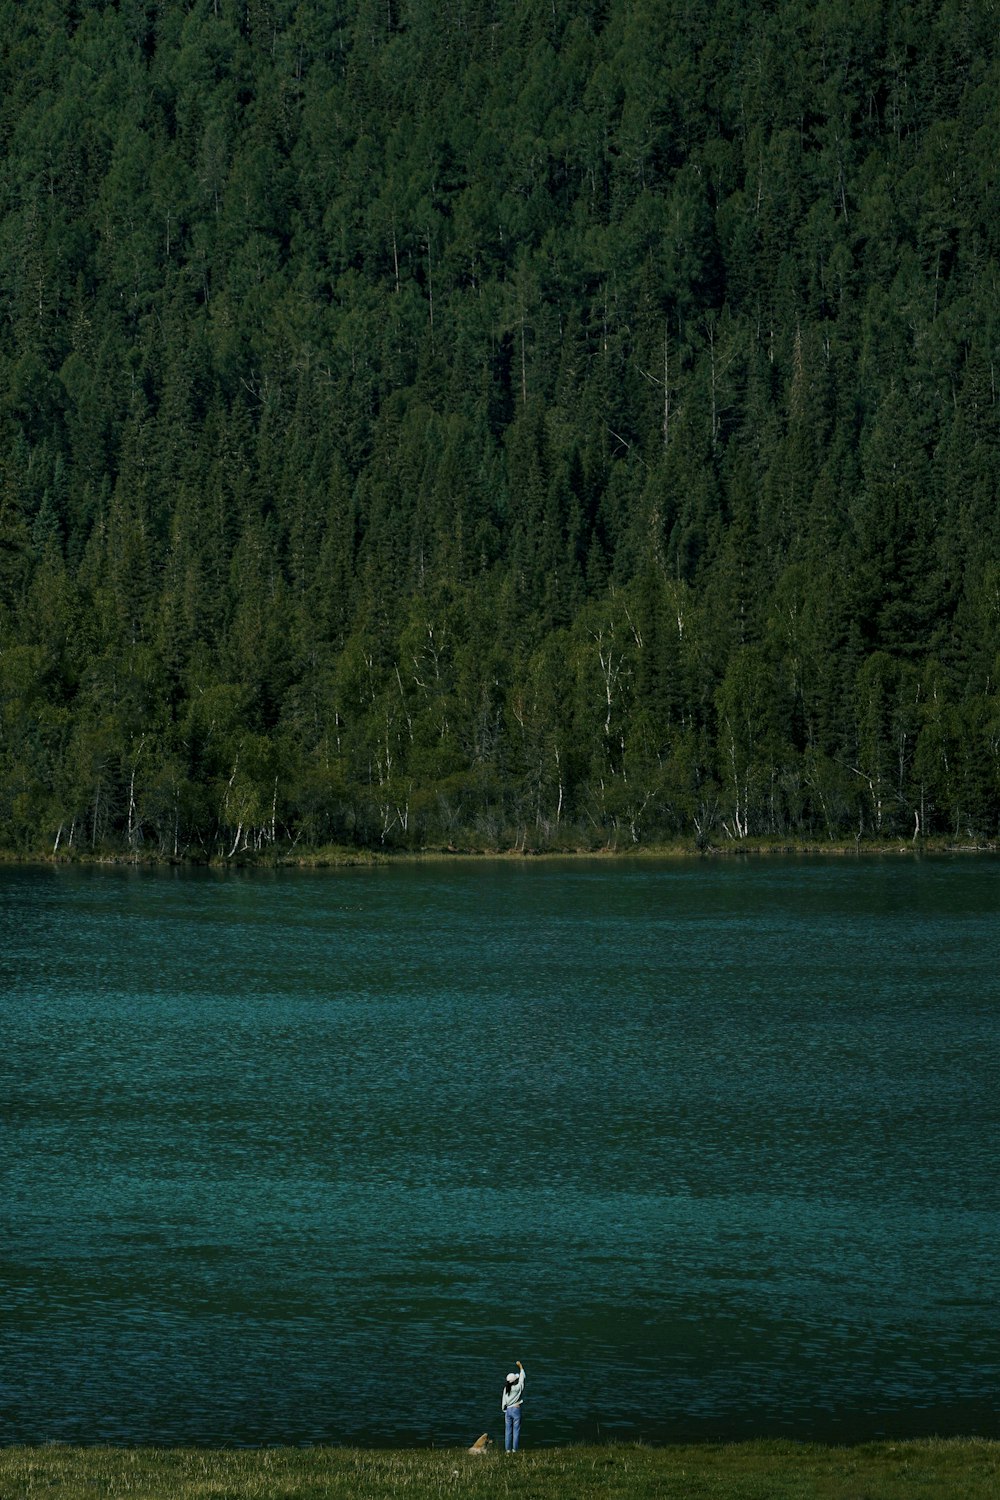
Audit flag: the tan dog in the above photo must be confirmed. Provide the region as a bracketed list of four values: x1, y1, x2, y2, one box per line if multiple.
[467, 1433, 491, 1454]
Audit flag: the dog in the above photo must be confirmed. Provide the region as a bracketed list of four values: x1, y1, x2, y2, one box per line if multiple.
[467, 1433, 491, 1454]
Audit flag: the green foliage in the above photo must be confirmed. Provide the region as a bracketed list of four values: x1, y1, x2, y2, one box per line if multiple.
[2, 0, 1000, 855]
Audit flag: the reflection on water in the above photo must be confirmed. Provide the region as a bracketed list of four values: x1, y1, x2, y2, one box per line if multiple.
[2, 857, 999, 1446]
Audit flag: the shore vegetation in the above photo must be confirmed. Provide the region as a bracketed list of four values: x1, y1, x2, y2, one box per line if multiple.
[2, 1439, 998, 1500]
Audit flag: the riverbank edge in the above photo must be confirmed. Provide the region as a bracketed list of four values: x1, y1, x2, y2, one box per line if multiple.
[0, 834, 996, 870]
[2, 1438, 998, 1500]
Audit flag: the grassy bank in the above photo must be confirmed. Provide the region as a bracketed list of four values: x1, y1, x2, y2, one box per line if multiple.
[1, 835, 997, 870]
[2, 1441, 997, 1500]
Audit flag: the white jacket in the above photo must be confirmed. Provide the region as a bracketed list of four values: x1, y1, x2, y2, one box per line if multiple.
[502, 1368, 525, 1409]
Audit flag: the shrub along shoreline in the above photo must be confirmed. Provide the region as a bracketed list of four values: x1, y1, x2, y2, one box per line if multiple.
[0, 834, 997, 870]
[1, 1439, 997, 1500]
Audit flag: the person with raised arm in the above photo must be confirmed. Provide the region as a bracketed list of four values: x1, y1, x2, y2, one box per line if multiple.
[501, 1360, 525, 1452]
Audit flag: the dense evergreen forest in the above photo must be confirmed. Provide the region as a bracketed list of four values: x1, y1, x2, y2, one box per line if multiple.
[2, 0, 1000, 857]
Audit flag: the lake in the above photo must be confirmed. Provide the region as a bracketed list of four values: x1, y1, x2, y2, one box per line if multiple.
[2, 856, 998, 1448]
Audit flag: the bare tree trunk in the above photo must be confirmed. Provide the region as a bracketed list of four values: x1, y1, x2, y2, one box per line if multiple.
[127, 735, 145, 849]
[426, 226, 434, 341]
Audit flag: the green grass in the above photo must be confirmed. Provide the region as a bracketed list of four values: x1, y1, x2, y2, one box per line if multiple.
[1, 1441, 997, 1500]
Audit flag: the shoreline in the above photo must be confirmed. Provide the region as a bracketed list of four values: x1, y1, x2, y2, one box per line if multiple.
[2, 1437, 997, 1500]
[1, 834, 997, 872]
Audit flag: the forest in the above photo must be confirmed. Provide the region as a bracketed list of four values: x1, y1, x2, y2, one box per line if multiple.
[1, 0, 999, 857]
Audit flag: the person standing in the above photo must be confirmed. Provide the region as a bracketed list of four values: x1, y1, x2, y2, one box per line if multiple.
[502, 1360, 525, 1452]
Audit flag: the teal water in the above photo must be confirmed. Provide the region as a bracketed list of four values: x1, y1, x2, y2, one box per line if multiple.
[2, 858, 998, 1448]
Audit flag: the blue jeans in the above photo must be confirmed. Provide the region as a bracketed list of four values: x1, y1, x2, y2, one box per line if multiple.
[504, 1403, 522, 1451]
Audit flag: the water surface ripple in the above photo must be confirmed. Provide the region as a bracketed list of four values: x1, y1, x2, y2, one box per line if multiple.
[2, 858, 998, 1446]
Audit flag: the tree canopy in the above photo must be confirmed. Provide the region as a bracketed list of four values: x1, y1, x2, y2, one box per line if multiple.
[2, 0, 999, 856]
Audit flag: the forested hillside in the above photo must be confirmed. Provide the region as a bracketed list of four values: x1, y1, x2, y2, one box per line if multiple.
[2, 0, 999, 856]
